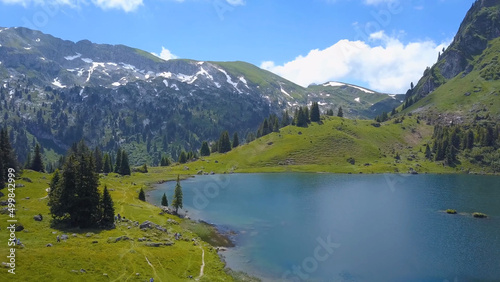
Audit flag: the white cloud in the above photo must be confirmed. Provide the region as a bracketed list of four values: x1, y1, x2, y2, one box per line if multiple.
[261, 31, 450, 94]
[91, 0, 143, 12]
[0, 0, 143, 12]
[225, 0, 244, 6]
[152, 47, 178, 61]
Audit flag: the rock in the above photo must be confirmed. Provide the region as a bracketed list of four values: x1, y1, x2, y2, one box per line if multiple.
[136, 273, 140, 276]
[197, 170, 203, 175]
[61, 234, 69, 240]
[92, 241, 98, 244]
[22, 177, 32, 182]
[137, 238, 148, 242]
[46, 243, 52, 247]
[15, 225, 24, 232]
[210, 171, 215, 175]
[214, 160, 218, 163]
[184, 166, 190, 171]
[52, 231, 57, 234]
[80, 269, 86, 273]
[25, 197, 30, 199]
[85, 232, 94, 237]
[464, 92, 471, 96]
[107, 236, 131, 243]
[103, 273, 108, 276]
[72, 233, 78, 237]
[1, 262, 10, 268]
[33, 214, 43, 221]
[0, 201, 8, 206]
[140, 220, 167, 232]
[145, 242, 162, 247]
[15, 184, 25, 188]
[409, 168, 418, 175]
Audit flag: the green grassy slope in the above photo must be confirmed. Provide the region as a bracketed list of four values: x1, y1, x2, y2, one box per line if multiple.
[172, 116, 465, 174]
[405, 38, 500, 121]
[0, 170, 235, 282]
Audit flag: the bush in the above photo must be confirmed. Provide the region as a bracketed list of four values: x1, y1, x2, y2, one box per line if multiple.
[346, 157, 355, 165]
[473, 212, 487, 218]
[446, 209, 457, 214]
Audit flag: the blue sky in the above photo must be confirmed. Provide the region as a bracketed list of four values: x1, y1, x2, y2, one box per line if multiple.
[0, 0, 473, 93]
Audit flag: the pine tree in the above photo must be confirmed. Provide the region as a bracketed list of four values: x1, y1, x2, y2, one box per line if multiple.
[120, 151, 131, 175]
[295, 107, 307, 127]
[304, 107, 310, 123]
[161, 193, 168, 207]
[310, 102, 320, 122]
[178, 151, 187, 163]
[172, 175, 183, 214]
[200, 141, 211, 157]
[103, 153, 112, 173]
[31, 143, 45, 172]
[100, 185, 115, 227]
[138, 188, 146, 201]
[114, 148, 122, 173]
[337, 106, 344, 118]
[281, 110, 290, 127]
[326, 109, 334, 116]
[425, 144, 432, 160]
[0, 128, 19, 179]
[218, 131, 232, 153]
[94, 147, 103, 173]
[232, 132, 240, 148]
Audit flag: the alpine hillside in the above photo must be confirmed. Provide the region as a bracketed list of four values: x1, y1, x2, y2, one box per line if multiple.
[402, 0, 500, 123]
[0, 26, 401, 166]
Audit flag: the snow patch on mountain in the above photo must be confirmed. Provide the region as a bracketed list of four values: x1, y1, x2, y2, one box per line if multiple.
[171, 84, 179, 91]
[239, 77, 250, 89]
[350, 85, 374, 94]
[354, 97, 361, 103]
[323, 82, 345, 87]
[35, 38, 40, 42]
[158, 72, 173, 79]
[81, 58, 93, 63]
[52, 78, 66, 88]
[163, 79, 168, 87]
[280, 85, 292, 98]
[216, 67, 241, 93]
[64, 52, 82, 62]
[112, 82, 120, 87]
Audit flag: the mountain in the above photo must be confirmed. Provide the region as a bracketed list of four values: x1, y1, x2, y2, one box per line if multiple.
[307, 82, 404, 118]
[403, 0, 500, 123]
[0, 26, 401, 166]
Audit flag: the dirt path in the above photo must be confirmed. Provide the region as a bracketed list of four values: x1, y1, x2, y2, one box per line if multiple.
[196, 246, 205, 280]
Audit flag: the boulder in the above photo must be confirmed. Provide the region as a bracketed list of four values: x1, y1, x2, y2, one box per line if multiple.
[61, 234, 69, 240]
[46, 243, 52, 247]
[33, 214, 43, 221]
[15, 225, 24, 232]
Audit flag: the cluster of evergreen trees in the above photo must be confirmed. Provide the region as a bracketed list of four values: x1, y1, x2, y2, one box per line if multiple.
[430, 124, 500, 165]
[48, 141, 115, 228]
[0, 128, 19, 189]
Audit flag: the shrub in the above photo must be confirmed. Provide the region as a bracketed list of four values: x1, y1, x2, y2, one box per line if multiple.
[446, 209, 457, 214]
[473, 212, 487, 218]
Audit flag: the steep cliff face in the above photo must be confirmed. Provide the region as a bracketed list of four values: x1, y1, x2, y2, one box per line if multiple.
[406, 0, 500, 100]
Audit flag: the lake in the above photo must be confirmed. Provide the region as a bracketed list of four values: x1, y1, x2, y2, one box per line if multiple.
[150, 173, 500, 281]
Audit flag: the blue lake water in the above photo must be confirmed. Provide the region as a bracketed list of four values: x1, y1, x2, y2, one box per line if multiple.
[151, 173, 500, 281]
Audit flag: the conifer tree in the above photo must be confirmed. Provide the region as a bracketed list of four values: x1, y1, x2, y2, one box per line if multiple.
[232, 132, 240, 148]
[138, 188, 146, 201]
[114, 148, 122, 173]
[425, 144, 432, 160]
[0, 127, 19, 179]
[281, 110, 290, 127]
[200, 141, 211, 157]
[172, 175, 183, 214]
[100, 185, 115, 227]
[103, 153, 112, 173]
[161, 193, 168, 207]
[178, 151, 187, 163]
[337, 106, 344, 118]
[94, 147, 103, 173]
[120, 151, 131, 175]
[310, 102, 320, 122]
[295, 107, 307, 127]
[218, 131, 232, 153]
[31, 143, 45, 172]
